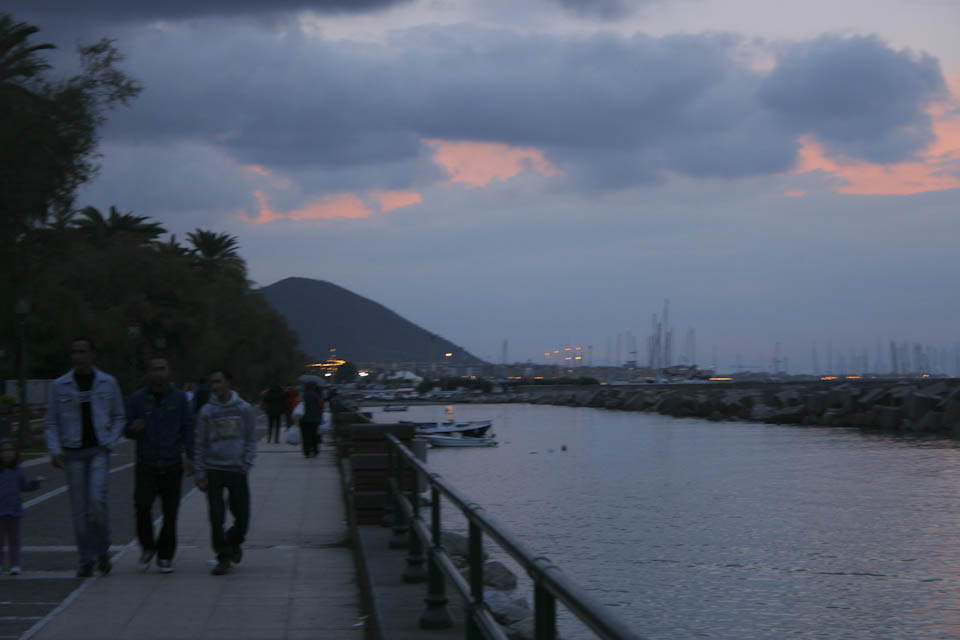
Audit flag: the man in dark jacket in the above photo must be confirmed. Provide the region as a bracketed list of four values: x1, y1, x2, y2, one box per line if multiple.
[261, 385, 287, 443]
[298, 382, 324, 458]
[124, 355, 194, 573]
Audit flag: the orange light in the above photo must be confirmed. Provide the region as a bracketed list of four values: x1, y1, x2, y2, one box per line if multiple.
[708, 377, 733, 381]
[820, 376, 839, 381]
[845, 376, 861, 380]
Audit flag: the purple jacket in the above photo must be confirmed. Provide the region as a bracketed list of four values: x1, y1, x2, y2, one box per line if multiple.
[0, 468, 40, 517]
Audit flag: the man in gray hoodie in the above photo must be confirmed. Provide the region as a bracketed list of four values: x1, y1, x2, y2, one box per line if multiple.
[194, 369, 256, 575]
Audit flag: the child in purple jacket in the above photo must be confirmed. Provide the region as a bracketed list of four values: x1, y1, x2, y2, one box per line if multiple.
[0, 439, 45, 574]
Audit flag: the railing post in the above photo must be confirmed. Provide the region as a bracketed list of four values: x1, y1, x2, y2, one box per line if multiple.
[381, 440, 394, 527]
[466, 518, 485, 640]
[388, 445, 408, 549]
[402, 452, 426, 583]
[534, 581, 557, 640]
[420, 483, 452, 629]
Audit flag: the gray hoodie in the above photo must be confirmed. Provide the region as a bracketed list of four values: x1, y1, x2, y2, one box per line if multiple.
[195, 391, 256, 480]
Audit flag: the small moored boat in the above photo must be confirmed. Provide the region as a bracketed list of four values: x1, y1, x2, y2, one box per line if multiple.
[424, 434, 498, 448]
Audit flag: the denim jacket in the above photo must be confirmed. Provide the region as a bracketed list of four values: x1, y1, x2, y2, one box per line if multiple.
[44, 368, 126, 455]
[124, 384, 194, 467]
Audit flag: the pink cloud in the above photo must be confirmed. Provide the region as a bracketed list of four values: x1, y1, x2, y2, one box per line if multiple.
[786, 76, 960, 196]
[248, 190, 373, 224]
[784, 188, 806, 197]
[374, 189, 423, 212]
[424, 139, 560, 188]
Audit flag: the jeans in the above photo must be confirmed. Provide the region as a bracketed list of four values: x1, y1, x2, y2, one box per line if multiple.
[267, 413, 282, 443]
[64, 447, 111, 565]
[299, 420, 319, 457]
[0, 516, 22, 568]
[135, 463, 183, 560]
[205, 469, 249, 562]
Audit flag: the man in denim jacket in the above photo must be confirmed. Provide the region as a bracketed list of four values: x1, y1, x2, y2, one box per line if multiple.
[43, 339, 125, 577]
[124, 355, 194, 573]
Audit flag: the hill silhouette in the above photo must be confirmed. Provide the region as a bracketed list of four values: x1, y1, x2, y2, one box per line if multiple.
[260, 277, 484, 365]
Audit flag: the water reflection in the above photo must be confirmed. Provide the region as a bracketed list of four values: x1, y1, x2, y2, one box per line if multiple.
[401, 403, 960, 639]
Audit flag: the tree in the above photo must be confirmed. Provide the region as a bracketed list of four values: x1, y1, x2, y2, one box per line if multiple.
[335, 361, 358, 384]
[187, 229, 247, 280]
[0, 14, 141, 239]
[72, 205, 167, 246]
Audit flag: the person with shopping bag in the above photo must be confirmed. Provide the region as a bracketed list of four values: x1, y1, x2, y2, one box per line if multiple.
[297, 382, 323, 458]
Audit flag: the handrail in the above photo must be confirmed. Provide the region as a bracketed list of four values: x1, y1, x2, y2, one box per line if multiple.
[386, 433, 644, 640]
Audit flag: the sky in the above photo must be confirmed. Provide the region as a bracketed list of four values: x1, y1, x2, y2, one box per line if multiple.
[9, 0, 960, 373]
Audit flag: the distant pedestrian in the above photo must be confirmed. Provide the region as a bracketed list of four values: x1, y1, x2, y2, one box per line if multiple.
[195, 369, 257, 576]
[298, 382, 323, 458]
[0, 439, 45, 575]
[261, 384, 287, 444]
[124, 355, 195, 573]
[43, 338, 125, 577]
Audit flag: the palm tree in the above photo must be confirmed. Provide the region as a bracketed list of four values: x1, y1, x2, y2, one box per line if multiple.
[0, 14, 54, 86]
[187, 229, 241, 264]
[72, 205, 166, 245]
[187, 229, 247, 279]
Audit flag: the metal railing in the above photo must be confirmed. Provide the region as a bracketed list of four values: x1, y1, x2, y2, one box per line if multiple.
[384, 434, 644, 640]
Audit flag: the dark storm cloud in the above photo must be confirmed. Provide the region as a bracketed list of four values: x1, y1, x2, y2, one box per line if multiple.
[94, 24, 945, 191]
[759, 35, 946, 163]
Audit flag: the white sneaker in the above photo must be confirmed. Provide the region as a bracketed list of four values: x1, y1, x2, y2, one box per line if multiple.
[10, 567, 21, 575]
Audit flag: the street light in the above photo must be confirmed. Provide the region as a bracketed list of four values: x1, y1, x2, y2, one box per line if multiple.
[15, 296, 30, 449]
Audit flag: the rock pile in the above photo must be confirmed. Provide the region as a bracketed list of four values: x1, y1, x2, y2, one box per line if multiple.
[527, 380, 960, 435]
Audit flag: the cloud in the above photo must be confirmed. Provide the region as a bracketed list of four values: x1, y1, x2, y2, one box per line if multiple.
[66, 22, 953, 215]
[759, 35, 946, 163]
[249, 190, 373, 223]
[425, 139, 560, 187]
[551, 0, 638, 19]
[374, 189, 422, 212]
[785, 76, 960, 195]
[4, 0, 412, 23]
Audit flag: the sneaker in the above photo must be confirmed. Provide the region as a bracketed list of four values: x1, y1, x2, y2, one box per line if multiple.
[231, 545, 243, 564]
[156, 559, 173, 574]
[96, 554, 112, 576]
[9, 567, 20, 575]
[211, 560, 231, 576]
[77, 563, 94, 578]
[139, 549, 155, 572]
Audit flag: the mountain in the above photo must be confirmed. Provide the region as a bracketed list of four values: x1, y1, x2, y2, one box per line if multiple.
[260, 277, 485, 365]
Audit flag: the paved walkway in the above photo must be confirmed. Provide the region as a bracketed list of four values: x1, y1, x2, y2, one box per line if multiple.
[24, 440, 366, 640]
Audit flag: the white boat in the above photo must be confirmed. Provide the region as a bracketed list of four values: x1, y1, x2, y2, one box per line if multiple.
[382, 405, 409, 412]
[424, 434, 498, 448]
[416, 420, 493, 438]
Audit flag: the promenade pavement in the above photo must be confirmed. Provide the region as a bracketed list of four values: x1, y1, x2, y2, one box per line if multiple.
[23, 438, 366, 640]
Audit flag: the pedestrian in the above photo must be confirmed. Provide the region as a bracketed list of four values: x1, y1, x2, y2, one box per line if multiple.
[298, 382, 323, 458]
[124, 355, 195, 573]
[0, 439, 46, 575]
[43, 338, 125, 577]
[261, 384, 287, 444]
[194, 369, 257, 576]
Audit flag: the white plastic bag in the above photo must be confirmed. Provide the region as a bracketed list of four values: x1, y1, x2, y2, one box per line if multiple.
[292, 401, 305, 419]
[286, 427, 300, 445]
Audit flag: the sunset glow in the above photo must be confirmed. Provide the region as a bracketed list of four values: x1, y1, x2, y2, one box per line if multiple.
[250, 190, 373, 223]
[425, 139, 560, 188]
[788, 77, 960, 195]
[374, 189, 423, 212]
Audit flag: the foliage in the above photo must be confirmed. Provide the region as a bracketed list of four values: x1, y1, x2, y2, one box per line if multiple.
[0, 14, 141, 242]
[0, 14, 306, 396]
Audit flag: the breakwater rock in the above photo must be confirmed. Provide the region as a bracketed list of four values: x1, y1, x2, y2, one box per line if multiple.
[525, 380, 960, 435]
